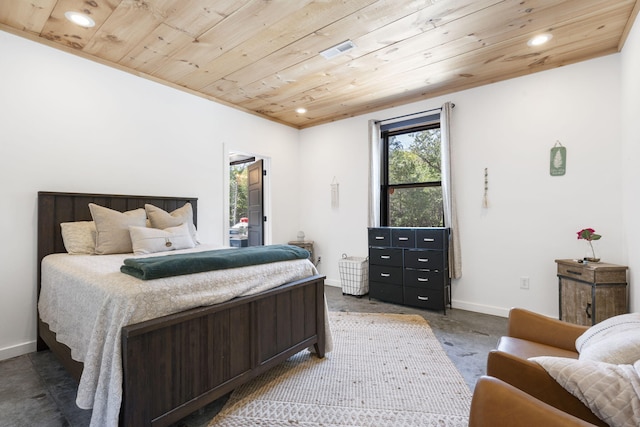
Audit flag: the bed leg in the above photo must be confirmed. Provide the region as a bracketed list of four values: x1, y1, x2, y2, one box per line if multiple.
[36, 319, 50, 351]
[314, 281, 326, 359]
[37, 336, 49, 351]
[313, 342, 325, 359]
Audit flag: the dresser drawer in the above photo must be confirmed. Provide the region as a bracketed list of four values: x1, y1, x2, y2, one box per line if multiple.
[557, 262, 627, 284]
[404, 269, 445, 289]
[416, 228, 447, 249]
[369, 247, 403, 267]
[391, 228, 415, 248]
[404, 249, 443, 270]
[403, 287, 444, 310]
[369, 265, 403, 285]
[368, 228, 391, 246]
[369, 282, 403, 304]
[557, 263, 594, 283]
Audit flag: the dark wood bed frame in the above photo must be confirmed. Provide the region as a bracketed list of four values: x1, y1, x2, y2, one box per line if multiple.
[36, 191, 326, 427]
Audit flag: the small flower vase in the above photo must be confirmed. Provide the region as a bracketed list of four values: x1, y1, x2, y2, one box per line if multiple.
[584, 241, 600, 263]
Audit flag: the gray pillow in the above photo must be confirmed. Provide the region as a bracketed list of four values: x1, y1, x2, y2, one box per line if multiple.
[60, 221, 96, 254]
[89, 203, 146, 254]
[145, 203, 197, 244]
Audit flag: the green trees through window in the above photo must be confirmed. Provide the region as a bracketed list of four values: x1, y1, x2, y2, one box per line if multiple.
[230, 164, 248, 227]
[383, 125, 444, 227]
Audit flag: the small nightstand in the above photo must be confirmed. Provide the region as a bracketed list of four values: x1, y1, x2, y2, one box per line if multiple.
[555, 259, 628, 326]
[288, 240, 314, 264]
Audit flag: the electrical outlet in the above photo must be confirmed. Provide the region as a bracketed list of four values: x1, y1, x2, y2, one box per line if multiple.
[520, 277, 530, 290]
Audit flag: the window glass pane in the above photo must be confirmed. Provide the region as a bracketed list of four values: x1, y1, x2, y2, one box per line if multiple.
[388, 128, 441, 185]
[388, 186, 444, 227]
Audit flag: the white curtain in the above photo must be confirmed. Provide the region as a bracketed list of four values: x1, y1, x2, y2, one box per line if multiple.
[440, 102, 462, 278]
[368, 119, 382, 227]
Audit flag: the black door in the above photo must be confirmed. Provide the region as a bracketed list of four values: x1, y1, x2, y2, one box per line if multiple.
[247, 159, 263, 246]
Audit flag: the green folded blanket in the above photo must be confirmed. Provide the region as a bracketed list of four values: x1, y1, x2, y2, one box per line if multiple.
[121, 244, 310, 280]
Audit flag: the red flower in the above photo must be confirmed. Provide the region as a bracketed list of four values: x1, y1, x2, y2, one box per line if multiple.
[577, 228, 601, 241]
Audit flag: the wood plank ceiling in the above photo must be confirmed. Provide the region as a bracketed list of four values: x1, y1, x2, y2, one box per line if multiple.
[1, 0, 638, 129]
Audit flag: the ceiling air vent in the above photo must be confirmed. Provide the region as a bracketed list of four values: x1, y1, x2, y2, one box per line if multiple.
[319, 40, 356, 59]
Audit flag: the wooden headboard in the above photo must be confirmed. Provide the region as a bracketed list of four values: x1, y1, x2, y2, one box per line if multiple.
[37, 191, 198, 295]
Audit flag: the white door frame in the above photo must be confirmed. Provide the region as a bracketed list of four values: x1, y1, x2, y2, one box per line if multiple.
[222, 144, 272, 245]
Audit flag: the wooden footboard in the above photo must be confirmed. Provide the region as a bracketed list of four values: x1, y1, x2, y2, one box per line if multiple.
[120, 274, 325, 427]
[39, 274, 325, 427]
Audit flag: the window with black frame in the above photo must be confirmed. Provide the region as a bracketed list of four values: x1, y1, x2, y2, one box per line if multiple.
[381, 119, 443, 227]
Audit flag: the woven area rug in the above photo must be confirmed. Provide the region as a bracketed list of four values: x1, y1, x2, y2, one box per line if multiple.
[209, 312, 472, 426]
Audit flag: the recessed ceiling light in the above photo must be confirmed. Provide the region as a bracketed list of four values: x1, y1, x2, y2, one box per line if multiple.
[527, 33, 552, 47]
[319, 40, 356, 59]
[64, 11, 95, 28]
[295, 107, 307, 114]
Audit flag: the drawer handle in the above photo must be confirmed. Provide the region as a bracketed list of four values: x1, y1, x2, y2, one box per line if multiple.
[375, 236, 385, 240]
[418, 258, 429, 262]
[380, 255, 391, 259]
[566, 269, 582, 276]
[423, 238, 435, 242]
[417, 296, 429, 301]
[418, 278, 429, 282]
[398, 237, 409, 241]
[380, 273, 390, 277]
[585, 303, 592, 319]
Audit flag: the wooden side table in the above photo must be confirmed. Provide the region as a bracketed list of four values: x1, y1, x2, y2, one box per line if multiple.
[555, 259, 628, 326]
[288, 240, 314, 264]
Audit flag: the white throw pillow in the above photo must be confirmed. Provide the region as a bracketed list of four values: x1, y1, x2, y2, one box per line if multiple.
[531, 356, 640, 427]
[60, 221, 96, 254]
[145, 203, 197, 244]
[576, 313, 640, 364]
[129, 222, 196, 255]
[89, 203, 147, 254]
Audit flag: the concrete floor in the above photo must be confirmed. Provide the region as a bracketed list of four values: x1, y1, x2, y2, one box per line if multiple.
[0, 286, 507, 427]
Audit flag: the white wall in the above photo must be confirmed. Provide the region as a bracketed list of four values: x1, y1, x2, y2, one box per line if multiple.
[300, 54, 625, 319]
[621, 16, 640, 313]
[0, 30, 301, 360]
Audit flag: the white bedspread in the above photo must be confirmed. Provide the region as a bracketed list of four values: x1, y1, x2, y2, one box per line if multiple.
[38, 245, 325, 427]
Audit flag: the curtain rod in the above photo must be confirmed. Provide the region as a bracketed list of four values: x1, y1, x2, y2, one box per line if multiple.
[374, 103, 455, 124]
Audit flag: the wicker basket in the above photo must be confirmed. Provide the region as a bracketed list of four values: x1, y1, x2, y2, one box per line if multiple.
[338, 254, 369, 296]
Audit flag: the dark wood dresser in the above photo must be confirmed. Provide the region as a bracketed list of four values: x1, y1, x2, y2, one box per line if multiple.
[555, 259, 628, 326]
[368, 227, 450, 313]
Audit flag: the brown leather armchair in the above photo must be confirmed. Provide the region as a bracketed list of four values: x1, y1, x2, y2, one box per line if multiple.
[485, 308, 606, 426]
[469, 376, 596, 426]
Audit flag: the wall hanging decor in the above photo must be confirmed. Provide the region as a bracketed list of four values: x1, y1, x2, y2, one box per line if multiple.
[482, 167, 489, 208]
[331, 176, 339, 209]
[550, 141, 566, 176]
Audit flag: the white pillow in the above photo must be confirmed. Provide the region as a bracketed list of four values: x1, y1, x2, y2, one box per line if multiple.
[60, 221, 96, 254]
[576, 313, 640, 364]
[531, 356, 640, 426]
[145, 203, 197, 244]
[89, 203, 147, 254]
[129, 222, 196, 255]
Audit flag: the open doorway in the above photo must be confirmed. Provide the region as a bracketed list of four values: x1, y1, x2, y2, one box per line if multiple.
[229, 152, 265, 247]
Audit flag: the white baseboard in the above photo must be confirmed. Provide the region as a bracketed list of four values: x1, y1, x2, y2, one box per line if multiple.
[324, 278, 509, 318]
[0, 340, 36, 362]
[451, 299, 509, 318]
[324, 279, 341, 288]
